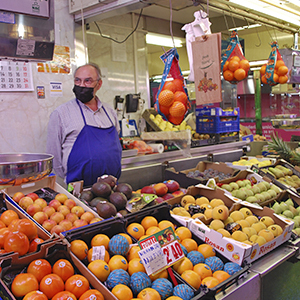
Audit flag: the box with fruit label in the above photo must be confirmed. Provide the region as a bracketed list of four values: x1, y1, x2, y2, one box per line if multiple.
[2, 175, 102, 237]
[189, 203, 293, 265]
[165, 161, 239, 189]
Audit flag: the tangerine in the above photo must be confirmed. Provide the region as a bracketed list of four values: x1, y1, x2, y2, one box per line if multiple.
[52, 291, 77, 300]
[127, 223, 145, 240]
[175, 227, 192, 242]
[79, 289, 104, 300]
[260, 64, 267, 75]
[23, 291, 48, 300]
[11, 273, 39, 298]
[4, 230, 29, 256]
[65, 274, 90, 298]
[137, 288, 161, 300]
[27, 259, 52, 282]
[278, 75, 288, 84]
[261, 75, 268, 84]
[239, 59, 250, 71]
[108, 255, 128, 271]
[158, 90, 174, 107]
[275, 60, 285, 69]
[70, 239, 88, 260]
[197, 244, 216, 259]
[234, 68, 246, 81]
[173, 91, 188, 107]
[213, 270, 230, 283]
[181, 270, 201, 289]
[146, 226, 161, 235]
[1, 210, 19, 226]
[173, 78, 185, 92]
[162, 81, 177, 93]
[128, 258, 146, 275]
[119, 233, 133, 245]
[88, 259, 110, 282]
[201, 276, 220, 288]
[126, 245, 140, 261]
[193, 263, 213, 279]
[141, 216, 158, 231]
[223, 70, 234, 82]
[168, 115, 184, 125]
[158, 220, 175, 231]
[169, 101, 186, 118]
[13, 219, 38, 241]
[111, 284, 133, 300]
[29, 237, 44, 253]
[39, 273, 65, 299]
[181, 238, 198, 253]
[272, 73, 279, 83]
[277, 65, 288, 76]
[52, 259, 75, 282]
[160, 105, 170, 117]
[223, 61, 229, 72]
[230, 56, 241, 62]
[173, 257, 193, 274]
[91, 234, 110, 249]
[228, 60, 240, 72]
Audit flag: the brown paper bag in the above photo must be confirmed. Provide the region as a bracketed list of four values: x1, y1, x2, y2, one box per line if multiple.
[192, 33, 222, 105]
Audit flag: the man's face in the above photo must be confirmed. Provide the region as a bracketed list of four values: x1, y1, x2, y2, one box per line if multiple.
[74, 65, 102, 96]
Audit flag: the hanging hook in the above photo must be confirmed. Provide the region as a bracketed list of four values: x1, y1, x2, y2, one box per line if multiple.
[223, 12, 230, 32]
[255, 25, 262, 47]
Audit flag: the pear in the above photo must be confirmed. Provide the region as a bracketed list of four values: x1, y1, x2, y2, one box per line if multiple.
[246, 196, 258, 203]
[272, 202, 282, 214]
[271, 185, 281, 194]
[285, 198, 294, 207]
[255, 194, 265, 203]
[293, 228, 300, 235]
[262, 181, 271, 190]
[293, 215, 300, 224]
[267, 189, 277, 199]
[244, 189, 254, 197]
[293, 219, 299, 229]
[282, 210, 294, 219]
[231, 190, 238, 197]
[289, 206, 298, 217]
[296, 206, 300, 215]
[245, 184, 252, 189]
[279, 202, 289, 212]
[237, 180, 245, 188]
[236, 189, 248, 200]
[244, 179, 251, 186]
[257, 182, 267, 192]
[222, 184, 233, 192]
[261, 191, 271, 200]
[251, 185, 261, 195]
[229, 182, 239, 190]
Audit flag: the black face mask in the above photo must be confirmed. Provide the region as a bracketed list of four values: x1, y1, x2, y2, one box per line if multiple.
[73, 85, 94, 103]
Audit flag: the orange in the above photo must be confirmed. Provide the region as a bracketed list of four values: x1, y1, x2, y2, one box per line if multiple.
[146, 226, 161, 235]
[160, 105, 170, 117]
[29, 237, 44, 253]
[181, 238, 198, 253]
[0, 210, 19, 227]
[261, 75, 268, 84]
[149, 269, 168, 281]
[91, 234, 110, 249]
[197, 244, 216, 259]
[79, 289, 104, 300]
[165, 297, 182, 300]
[87, 248, 110, 263]
[52, 259, 75, 282]
[173, 257, 193, 275]
[230, 56, 240, 62]
[23, 291, 48, 300]
[127, 245, 140, 261]
[169, 101, 186, 118]
[162, 81, 177, 93]
[0, 228, 10, 248]
[137, 288, 161, 300]
[260, 64, 267, 75]
[70, 240, 88, 260]
[11, 273, 39, 298]
[158, 90, 174, 107]
[201, 276, 220, 288]
[277, 65, 288, 76]
[158, 220, 175, 231]
[127, 223, 145, 240]
[223, 70, 234, 82]
[173, 78, 185, 92]
[52, 291, 77, 300]
[128, 258, 146, 275]
[234, 68, 246, 81]
[27, 259, 52, 282]
[4, 231, 29, 256]
[108, 255, 128, 271]
[278, 75, 288, 84]
[223, 61, 229, 72]
[272, 73, 279, 83]
[213, 270, 230, 283]
[181, 270, 201, 289]
[228, 60, 239, 72]
[111, 284, 133, 300]
[141, 216, 158, 231]
[13, 219, 38, 241]
[239, 59, 250, 71]
[119, 233, 133, 245]
[88, 259, 110, 282]
[40, 274, 65, 299]
[173, 91, 188, 106]
[275, 60, 285, 69]
[168, 115, 184, 125]
[175, 227, 192, 242]
[193, 263, 212, 279]
[65, 274, 90, 298]
[139, 235, 149, 241]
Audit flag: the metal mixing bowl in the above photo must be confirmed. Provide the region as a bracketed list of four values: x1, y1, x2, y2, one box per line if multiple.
[0, 153, 53, 186]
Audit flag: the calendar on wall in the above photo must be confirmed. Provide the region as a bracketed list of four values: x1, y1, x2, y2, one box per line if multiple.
[0, 61, 34, 92]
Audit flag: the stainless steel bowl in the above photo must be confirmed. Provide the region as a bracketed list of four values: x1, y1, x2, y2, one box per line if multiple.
[0, 153, 53, 186]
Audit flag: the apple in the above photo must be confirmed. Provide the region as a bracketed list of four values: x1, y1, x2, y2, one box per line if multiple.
[50, 225, 65, 235]
[48, 199, 61, 211]
[55, 193, 68, 204]
[26, 203, 42, 217]
[141, 186, 156, 194]
[42, 219, 57, 232]
[35, 198, 47, 209]
[153, 183, 168, 196]
[65, 213, 79, 223]
[33, 212, 48, 225]
[90, 217, 102, 224]
[73, 219, 88, 228]
[71, 206, 85, 218]
[164, 180, 180, 193]
[42, 206, 56, 218]
[59, 219, 73, 231]
[50, 212, 65, 224]
[64, 199, 76, 210]
[162, 193, 175, 200]
[57, 205, 71, 217]
[26, 193, 39, 201]
[155, 197, 165, 204]
[80, 211, 95, 223]
[172, 190, 184, 197]
[13, 192, 25, 203]
[19, 197, 34, 210]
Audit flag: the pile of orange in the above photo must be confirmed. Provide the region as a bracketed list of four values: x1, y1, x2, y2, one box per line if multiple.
[223, 56, 250, 83]
[10, 257, 104, 300]
[158, 79, 188, 125]
[260, 59, 288, 85]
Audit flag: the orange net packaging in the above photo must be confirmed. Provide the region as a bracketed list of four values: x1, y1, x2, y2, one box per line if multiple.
[260, 41, 289, 85]
[154, 48, 191, 125]
[221, 30, 250, 84]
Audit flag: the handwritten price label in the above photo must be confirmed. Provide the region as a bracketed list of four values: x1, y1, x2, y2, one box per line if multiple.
[162, 240, 184, 266]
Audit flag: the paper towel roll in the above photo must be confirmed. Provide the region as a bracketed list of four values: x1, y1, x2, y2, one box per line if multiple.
[148, 143, 164, 153]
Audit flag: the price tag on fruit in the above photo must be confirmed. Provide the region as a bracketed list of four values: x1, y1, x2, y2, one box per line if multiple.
[138, 226, 184, 275]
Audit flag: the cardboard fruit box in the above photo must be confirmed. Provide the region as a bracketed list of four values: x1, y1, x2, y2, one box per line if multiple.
[189, 202, 293, 266]
[0, 240, 117, 300]
[164, 161, 240, 189]
[2, 175, 102, 237]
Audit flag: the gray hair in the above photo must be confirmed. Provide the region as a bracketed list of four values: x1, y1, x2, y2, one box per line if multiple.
[74, 63, 102, 80]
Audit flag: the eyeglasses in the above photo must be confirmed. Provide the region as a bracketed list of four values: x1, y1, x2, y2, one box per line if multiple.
[74, 77, 100, 87]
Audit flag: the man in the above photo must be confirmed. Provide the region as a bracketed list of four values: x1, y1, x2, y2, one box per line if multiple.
[46, 63, 122, 187]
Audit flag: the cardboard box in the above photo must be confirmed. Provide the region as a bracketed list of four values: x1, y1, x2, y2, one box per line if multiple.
[189, 203, 293, 265]
[2, 175, 102, 237]
[165, 161, 240, 189]
[225, 156, 277, 171]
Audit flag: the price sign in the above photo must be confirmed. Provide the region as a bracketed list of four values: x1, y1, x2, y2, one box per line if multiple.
[162, 240, 184, 266]
[0, 61, 34, 91]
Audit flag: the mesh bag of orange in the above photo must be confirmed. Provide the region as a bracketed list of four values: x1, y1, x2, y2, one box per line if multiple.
[260, 41, 288, 85]
[154, 48, 191, 125]
[221, 30, 250, 84]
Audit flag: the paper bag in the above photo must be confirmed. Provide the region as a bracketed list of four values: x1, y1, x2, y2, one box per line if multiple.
[192, 33, 222, 105]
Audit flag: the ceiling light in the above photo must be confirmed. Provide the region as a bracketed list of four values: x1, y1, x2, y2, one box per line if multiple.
[229, 24, 261, 31]
[146, 33, 184, 48]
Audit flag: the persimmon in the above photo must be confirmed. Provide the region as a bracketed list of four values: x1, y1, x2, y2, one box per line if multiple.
[13, 219, 38, 241]
[65, 274, 90, 298]
[79, 289, 104, 300]
[0, 210, 19, 227]
[52, 291, 77, 300]
[27, 259, 52, 282]
[23, 290, 48, 300]
[29, 237, 44, 253]
[52, 259, 75, 282]
[4, 231, 29, 255]
[11, 273, 39, 298]
[40, 274, 64, 299]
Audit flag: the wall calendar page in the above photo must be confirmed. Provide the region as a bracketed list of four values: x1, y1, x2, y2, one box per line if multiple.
[0, 61, 34, 92]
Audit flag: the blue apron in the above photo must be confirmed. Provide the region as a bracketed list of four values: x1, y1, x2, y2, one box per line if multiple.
[66, 99, 122, 186]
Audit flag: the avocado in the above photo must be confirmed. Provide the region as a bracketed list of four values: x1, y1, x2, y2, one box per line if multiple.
[91, 181, 112, 198]
[96, 200, 117, 219]
[79, 190, 94, 202]
[98, 175, 117, 189]
[90, 197, 106, 207]
[109, 192, 127, 211]
[115, 183, 133, 200]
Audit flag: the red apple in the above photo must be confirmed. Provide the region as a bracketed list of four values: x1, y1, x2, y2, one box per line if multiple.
[42, 219, 57, 232]
[50, 225, 65, 235]
[57, 205, 70, 217]
[13, 192, 25, 203]
[73, 219, 88, 228]
[26, 203, 42, 217]
[59, 219, 73, 231]
[153, 183, 168, 196]
[33, 212, 48, 224]
[55, 193, 68, 204]
[48, 199, 61, 211]
[42, 206, 56, 218]
[35, 198, 47, 209]
[141, 186, 157, 194]
[162, 193, 175, 200]
[172, 190, 184, 197]
[64, 199, 76, 210]
[164, 180, 180, 193]
[19, 196, 34, 210]
[65, 213, 79, 223]
[50, 212, 65, 224]
[26, 193, 39, 201]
